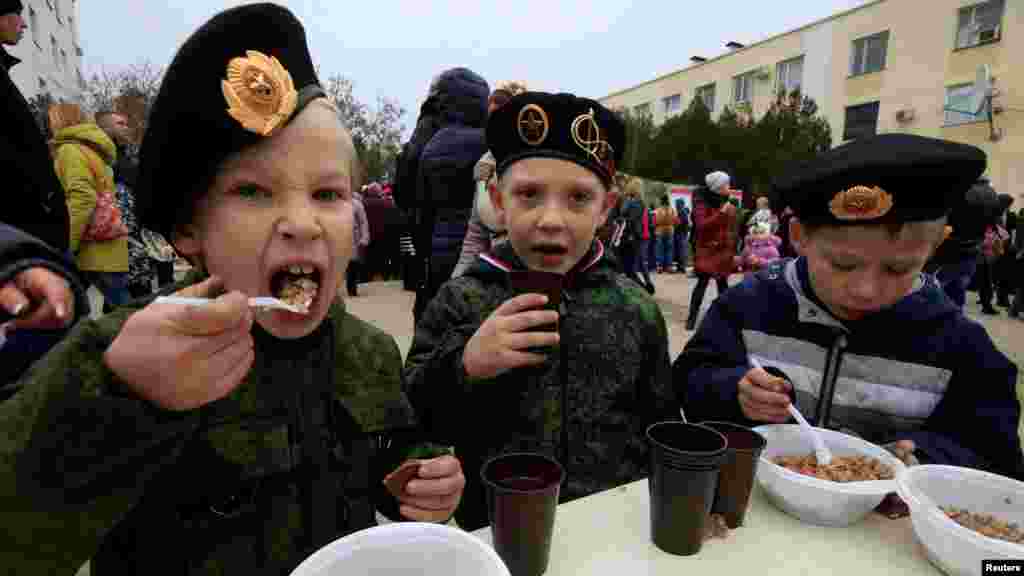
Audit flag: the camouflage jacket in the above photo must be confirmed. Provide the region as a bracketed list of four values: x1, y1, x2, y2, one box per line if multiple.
[0, 270, 419, 575]
[403, 241, 676, 531]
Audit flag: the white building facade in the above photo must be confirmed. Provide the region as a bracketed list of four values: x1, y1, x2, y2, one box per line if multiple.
[6, 0, 83, 102]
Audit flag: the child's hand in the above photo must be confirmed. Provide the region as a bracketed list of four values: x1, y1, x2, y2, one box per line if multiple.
[397, 455, 466, 523]
[0, 267, 75, 330]
[104, 276, 255, 411]
[738, 368, 792, 423]
[462, 293, 560, 379]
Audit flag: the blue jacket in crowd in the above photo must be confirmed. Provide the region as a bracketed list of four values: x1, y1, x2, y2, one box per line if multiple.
[675, 257, 1022, 480]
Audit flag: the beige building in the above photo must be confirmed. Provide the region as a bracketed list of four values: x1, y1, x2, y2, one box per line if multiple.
[601, 0, 1022, 204]
[7, 0, 84, 102]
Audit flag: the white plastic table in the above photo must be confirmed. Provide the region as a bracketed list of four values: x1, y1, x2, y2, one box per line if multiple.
[471, 479, 942, 575]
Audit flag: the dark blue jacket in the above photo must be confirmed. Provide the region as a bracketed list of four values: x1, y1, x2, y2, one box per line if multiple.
[414, 69, 489, 285]
[675, 257, 1022, 479]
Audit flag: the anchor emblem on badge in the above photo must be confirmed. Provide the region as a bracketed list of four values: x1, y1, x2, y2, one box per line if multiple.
[571, 108, 612, 165]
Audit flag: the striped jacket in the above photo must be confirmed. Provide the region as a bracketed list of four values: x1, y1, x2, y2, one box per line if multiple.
[675, 257, 1022, 479]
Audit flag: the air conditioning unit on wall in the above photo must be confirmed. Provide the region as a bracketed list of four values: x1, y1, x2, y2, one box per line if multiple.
[895, 108, 915, 123]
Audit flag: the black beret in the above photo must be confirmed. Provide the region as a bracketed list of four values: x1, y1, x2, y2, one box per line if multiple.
[0, 1, 23, 16]
[487, 92, 625, 187]
[773, 133, 986, 226]
[136, 3, 324, 240]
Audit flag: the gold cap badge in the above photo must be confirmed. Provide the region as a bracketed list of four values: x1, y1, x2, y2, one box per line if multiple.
[222, 50, 298, 136]
[517, 104, 549, 146]
[829, 185, 894, 220]
[571, 107, 613, 167]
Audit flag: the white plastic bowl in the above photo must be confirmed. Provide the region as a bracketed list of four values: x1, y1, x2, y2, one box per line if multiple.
[289, 522, 511, 576]
[896, 465, 1024, 576]
[753, 424, 905, 526]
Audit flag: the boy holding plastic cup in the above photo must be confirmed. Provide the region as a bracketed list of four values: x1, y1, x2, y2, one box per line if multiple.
[404, 92, 677, 531]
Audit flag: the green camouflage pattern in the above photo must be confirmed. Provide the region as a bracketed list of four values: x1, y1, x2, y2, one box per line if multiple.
[403, 242, 676, 530]
[0, 269, 417, 574]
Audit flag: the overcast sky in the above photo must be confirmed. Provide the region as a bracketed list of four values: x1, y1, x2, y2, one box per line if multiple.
[81, 0, 868, 136]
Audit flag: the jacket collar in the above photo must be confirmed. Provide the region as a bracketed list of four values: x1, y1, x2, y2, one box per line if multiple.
[782, 257, 933, 332]
[474, 239, 608, 289]
[1, 47, 19, 71]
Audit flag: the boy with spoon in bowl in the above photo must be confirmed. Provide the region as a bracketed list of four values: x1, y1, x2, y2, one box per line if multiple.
[674, 134, 1021, 480]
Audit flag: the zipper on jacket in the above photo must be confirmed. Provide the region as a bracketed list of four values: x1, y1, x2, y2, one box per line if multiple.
[558, 290, 572, 480]
[813, 332, 848, 428]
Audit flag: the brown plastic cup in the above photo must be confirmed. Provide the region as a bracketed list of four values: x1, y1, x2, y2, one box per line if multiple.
[700, 421, 768, 528]
[481, 453, 565, 576]
[646, 422, 728, 556]
[509, 270, 563, 354]
[509, 270, 563, 312]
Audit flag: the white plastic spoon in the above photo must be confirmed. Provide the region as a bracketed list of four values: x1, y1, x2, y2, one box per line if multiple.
[154, 296, 308, 315]
[749, 356, 832, 465]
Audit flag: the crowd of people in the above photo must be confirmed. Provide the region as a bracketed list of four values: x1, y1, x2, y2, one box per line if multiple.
[0, 2, 1022, 574]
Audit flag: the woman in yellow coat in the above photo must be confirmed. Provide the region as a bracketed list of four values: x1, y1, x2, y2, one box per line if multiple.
[49, 104, 130, 310]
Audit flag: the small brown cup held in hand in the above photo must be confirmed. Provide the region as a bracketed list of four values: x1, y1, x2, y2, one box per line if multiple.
[509, 271, 563, 315]
[481, 453, 565, 576]
[509, 271, 563, 353]
[700, 421, 767, 529]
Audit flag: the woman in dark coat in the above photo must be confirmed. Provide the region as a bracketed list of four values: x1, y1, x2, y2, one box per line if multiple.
[686, 171, 738, 330]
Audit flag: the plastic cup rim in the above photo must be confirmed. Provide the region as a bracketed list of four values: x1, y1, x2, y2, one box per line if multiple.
[480, 451, 566, 495]
[647, 421, 728, 460]
[698, 420, 768, 454]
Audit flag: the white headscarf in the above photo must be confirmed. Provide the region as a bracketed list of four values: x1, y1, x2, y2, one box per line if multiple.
[705, 171, 731, 194]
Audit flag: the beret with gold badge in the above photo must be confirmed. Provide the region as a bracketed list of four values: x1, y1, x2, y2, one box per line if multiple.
[772, 133, 986, 226]
[487, 92, 625, 188]
[135, 3, 326, 240]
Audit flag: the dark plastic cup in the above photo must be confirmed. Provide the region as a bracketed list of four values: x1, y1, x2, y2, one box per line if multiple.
[509, 270, 564, 354]
[481, 453, 565, 576]
[646, 422, 728, 556]
[700, 421, 768, 528]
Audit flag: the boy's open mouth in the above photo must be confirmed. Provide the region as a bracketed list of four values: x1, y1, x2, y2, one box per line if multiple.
[533, 244, 568, 255]
[269, 264, 322, 311]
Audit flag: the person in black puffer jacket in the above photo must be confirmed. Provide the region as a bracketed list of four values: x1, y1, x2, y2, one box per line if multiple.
[393, 68, 489, 324]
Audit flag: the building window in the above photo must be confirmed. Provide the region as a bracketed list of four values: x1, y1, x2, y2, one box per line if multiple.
[38, 77, 47, 90]
[51, 35, 60, 69]
[776, 56, 804, 95]
[29, 7, 40, 49]
[733, 72, 755, 105]
[633, 102, 652, 117]
[45, 0, 53, 10]
[696, 83, 716, 112]
[843, 101, 880, 141]
[662, 94, 682, 116]
[69, 16, 77, 45]
[944, 84, 982, 125]
[956, 0, 1004, 49]
[850, 31, 889, 76]
[55, 0, 62, 23]
[61, 49, 68, 72]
